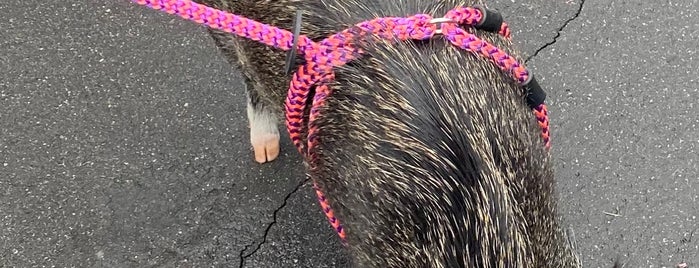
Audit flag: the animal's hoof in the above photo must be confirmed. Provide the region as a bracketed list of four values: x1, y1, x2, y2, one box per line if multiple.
[252, 133, 280, 163]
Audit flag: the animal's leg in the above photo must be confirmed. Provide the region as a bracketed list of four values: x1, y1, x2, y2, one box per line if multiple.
[246, 82, 280, 163]
[207, 28, 281, 163]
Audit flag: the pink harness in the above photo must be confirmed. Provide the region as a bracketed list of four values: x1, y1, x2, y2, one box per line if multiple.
[133, 0, 551, 243]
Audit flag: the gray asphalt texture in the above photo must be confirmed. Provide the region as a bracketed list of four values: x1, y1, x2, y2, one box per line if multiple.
[0, 0, 696, 267]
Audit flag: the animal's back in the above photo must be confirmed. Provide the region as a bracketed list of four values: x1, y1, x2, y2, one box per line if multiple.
[196, 0, 582, 267]
[310, 30, 576, 268]
[294, 1, 580, 267]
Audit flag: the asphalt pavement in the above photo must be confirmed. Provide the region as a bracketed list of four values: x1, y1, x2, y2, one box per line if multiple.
[1, 0, 697, 267]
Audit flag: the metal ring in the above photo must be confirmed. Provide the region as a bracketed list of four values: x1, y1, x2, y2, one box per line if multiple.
[428, 17, 456, 24]
[428, 17, 456, 35]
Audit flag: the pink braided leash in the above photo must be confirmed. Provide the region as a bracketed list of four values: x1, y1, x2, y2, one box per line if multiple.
[133, 0, 551, 243]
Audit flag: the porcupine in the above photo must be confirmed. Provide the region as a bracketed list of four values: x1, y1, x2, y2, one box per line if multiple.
[193, 0, 586, 267]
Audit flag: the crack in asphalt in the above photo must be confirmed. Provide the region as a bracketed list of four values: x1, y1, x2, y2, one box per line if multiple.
[238, 177, 310, 268]
[525, 0, 586, 63]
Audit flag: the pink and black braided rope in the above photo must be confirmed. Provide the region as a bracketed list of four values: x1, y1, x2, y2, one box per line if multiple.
[133, 0, 551, 242]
